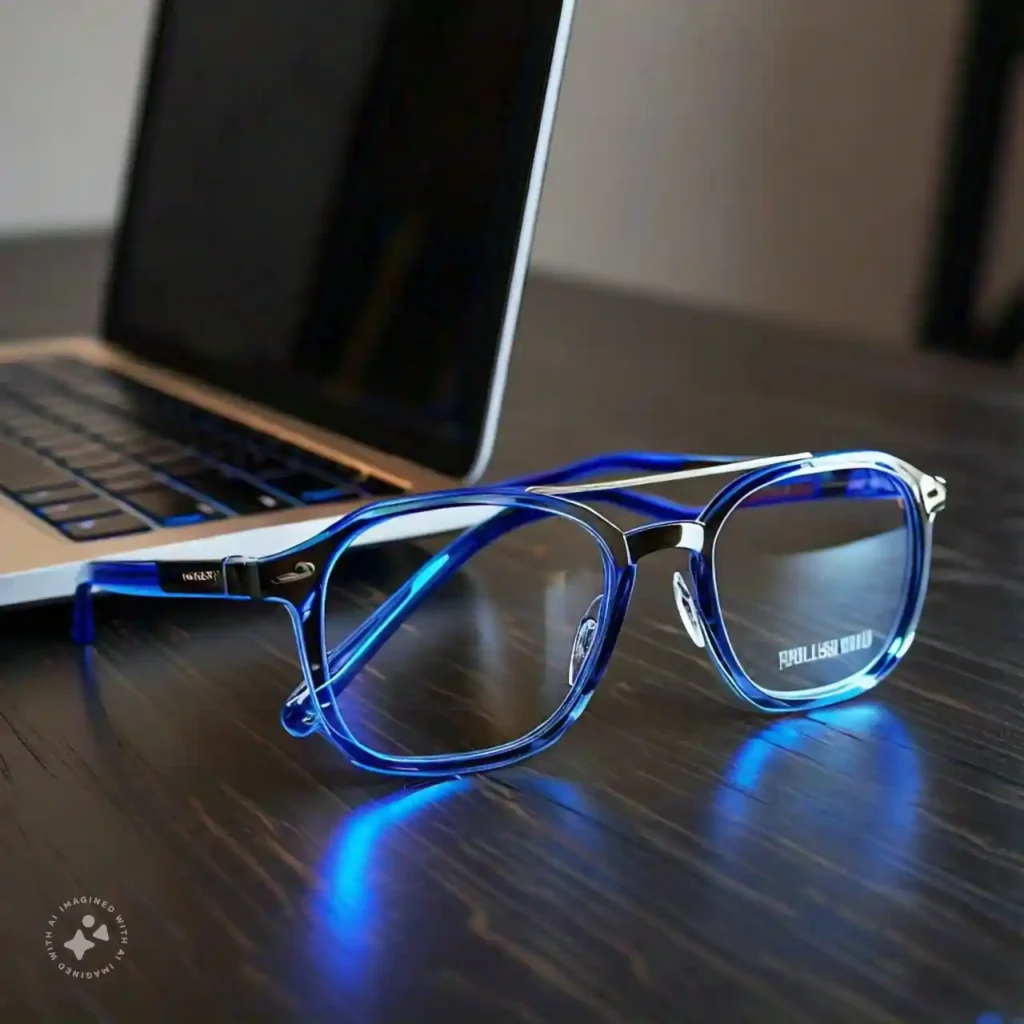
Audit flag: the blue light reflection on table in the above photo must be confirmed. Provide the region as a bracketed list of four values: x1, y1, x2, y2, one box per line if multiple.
[712, 700, 921, 860]
[713, 702, 920, 851]
[313, 776, 472, 1001]
[708, 701, 923, 975]
[308, 771, 604, 1014]
[322, 777, 472, 931]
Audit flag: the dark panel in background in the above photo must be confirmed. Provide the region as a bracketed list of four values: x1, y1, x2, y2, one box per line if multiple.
[919, 0, 1024, 360]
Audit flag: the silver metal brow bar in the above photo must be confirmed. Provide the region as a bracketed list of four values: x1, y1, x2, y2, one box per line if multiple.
[528, 453, 814, 496]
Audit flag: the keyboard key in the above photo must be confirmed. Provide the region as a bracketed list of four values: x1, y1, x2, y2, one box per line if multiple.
[115, 435, 165, 456]
[39, 496, 124, 524]
[44, 400, 92, 419]
[237, 457, 292, 478]
[88, 461, 148, 482]
[56, 446, 123, 471]
[61, 513, 151, 541]
[156, 454, 209, 476]
[220, 447, 285, 473]
[19, 481, 97, 506]
[122, 485, 223, 525]
[304, 456, 363, 481]
[356, 475, 406, 497]
[176, 470, 287, 514]
[0, 439, 76, 492]
[99, 427, 152, 445]
[191, 441, 240, 463]
[100, 471, 160, 494]
[16, 425, 78, 447]
[145, 443, 194, 465]
[260, 470, 358, 503]
[296, 484, 362, 503]
[41, 439, 99, 456]
[1, 411, 49, 429]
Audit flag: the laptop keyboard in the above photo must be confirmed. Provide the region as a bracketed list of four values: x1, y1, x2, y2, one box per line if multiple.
[0, 357, 406, 542]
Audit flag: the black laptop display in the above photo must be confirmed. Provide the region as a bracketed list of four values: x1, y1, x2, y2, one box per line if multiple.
[106, 0, 566, 477]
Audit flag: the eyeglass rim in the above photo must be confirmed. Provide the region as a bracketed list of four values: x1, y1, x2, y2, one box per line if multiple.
[696, 455, 934, 712]
[297, 490, 633, 776]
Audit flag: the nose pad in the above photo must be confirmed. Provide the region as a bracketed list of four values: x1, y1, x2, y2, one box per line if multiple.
[672, 571, 705, 648]
[280, 681, 320, 738]
[569, 594, 603, 687]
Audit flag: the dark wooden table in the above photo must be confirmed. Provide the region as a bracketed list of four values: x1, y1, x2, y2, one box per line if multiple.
[2, 235, 1024, 1023]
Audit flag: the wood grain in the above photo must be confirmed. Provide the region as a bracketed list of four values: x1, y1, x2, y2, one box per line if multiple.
[1, 237, 1023, 1022]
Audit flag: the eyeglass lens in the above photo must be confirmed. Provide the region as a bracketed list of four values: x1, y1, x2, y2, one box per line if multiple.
[319, 504, 608, 759]
[711, 468, 912, 696]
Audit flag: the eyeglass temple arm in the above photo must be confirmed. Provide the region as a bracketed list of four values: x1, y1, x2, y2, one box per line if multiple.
[525, 451, 813, 495]
[505, 450, 895, 517]
[72, 557, 255, 644]
[502, 450, 740, 520]
[68, 455, 711, 650]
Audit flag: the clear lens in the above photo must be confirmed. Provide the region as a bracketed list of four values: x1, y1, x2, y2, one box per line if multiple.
[712, 468, 911, 695]
[320, 503, 608, 759]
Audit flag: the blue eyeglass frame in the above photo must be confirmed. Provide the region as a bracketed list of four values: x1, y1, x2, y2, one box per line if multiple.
[73, 448, 947, 778]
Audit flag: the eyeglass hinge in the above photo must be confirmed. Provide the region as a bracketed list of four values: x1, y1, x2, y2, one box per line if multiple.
[920, 474, 947, 516]
[222, 556, 263, 599]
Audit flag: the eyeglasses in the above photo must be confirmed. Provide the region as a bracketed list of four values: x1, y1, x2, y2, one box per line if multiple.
[74, 449, 946, 778]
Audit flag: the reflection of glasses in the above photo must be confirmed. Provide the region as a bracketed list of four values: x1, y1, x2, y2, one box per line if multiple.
[73, 449, 946, 778]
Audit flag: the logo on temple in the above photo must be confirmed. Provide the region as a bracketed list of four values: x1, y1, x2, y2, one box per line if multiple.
[778, 629, 874, 671]
[182, 569, 219, 582]
[271, 561, 316, 585]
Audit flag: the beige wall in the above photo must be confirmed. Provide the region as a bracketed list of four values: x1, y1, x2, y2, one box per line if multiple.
[0, 0, 1021, 345]
[532, 0, 1024, 345]
[0, 0, 152, 236]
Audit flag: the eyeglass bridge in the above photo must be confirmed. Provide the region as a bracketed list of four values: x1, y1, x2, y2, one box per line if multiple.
[623, 521, 705, 562]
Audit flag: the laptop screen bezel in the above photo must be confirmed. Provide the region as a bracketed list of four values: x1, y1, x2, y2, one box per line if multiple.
[101, 0, 574, 482]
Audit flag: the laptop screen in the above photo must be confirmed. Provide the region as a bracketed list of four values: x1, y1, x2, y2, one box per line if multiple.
[105, 0, 569, 479]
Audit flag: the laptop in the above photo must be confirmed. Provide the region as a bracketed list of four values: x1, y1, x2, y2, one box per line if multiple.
[0, 0, 576, 607]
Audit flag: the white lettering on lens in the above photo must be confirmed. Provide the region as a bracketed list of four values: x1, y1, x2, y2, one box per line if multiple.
[778, 629, 874, 671]
[182, 569, 218, 582]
